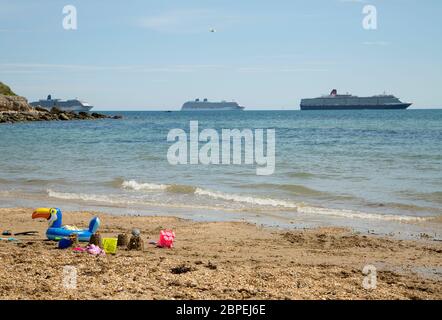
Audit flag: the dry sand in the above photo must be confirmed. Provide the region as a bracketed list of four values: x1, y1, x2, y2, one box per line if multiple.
[0, 208, 441, 300]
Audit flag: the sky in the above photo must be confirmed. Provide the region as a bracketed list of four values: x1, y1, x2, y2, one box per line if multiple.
[0, 0, 441, 110]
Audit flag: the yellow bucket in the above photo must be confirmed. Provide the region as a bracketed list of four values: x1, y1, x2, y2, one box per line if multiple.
[102, 238, 118, 254]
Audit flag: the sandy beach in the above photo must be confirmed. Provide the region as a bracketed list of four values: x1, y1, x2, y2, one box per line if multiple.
[0, 207, 440, 300]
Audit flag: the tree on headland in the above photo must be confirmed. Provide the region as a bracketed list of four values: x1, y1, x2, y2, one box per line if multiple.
[0, 82, 17, 96]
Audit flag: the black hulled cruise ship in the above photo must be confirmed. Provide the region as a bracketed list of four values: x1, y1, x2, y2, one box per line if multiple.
[301, 89, 412, 110]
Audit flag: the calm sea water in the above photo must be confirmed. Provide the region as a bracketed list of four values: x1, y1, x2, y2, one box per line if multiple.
[1, 110, 441, 237]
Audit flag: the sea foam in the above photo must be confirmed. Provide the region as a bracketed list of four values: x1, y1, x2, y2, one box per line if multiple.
[119, 180, 429, 222]
[122, 180, 167, 191]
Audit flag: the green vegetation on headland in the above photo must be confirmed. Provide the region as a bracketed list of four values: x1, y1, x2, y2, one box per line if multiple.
[0, 82, 17, 96]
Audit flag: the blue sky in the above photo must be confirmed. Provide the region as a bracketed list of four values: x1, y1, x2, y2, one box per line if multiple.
[1, 0, 441, 110]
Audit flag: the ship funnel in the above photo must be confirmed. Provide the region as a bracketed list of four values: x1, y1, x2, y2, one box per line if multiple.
[330, 89, 337, 96]
[47, 94, 52, 100]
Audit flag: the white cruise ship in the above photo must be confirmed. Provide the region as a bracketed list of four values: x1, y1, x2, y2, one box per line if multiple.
[181, 99, 244, 111]
[30, 95, 93, 112]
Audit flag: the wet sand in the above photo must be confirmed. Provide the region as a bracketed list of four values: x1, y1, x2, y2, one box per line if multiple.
[0, 208, 441, 300]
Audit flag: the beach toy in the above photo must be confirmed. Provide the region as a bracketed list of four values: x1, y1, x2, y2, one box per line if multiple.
[158, 230, 175, 248]
[86, 244, 105, 256]
[58, 238, 72, 249]
[32, 208, 100, 242]
[0, 237, 18, 242]
[72, 244, 105, 255]
[14, 231, 38, 236]
[102, 238, 118, 254]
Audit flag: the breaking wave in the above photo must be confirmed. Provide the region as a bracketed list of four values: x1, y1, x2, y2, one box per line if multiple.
[118, 180, 430, 222]
[297, 206, 427, 222]
[122, 180, 167, 191]
[195, 188, 299, 209]
[122, 180, 196, 194]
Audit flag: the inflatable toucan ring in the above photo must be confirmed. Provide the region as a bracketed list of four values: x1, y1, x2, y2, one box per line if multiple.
[32, 208, 100, 242]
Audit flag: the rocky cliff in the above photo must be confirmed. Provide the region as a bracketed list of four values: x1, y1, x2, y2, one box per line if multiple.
[0, 81, 122, 123]
[0, 94, 33, 112]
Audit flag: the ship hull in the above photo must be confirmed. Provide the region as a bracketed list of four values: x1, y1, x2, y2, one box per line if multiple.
[300, 103, 411, 111]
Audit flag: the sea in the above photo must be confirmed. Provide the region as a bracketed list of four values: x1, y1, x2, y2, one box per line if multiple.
[1, 110, 441, 239]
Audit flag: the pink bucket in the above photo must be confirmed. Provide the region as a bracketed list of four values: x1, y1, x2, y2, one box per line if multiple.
[158, 230, 175, 248]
